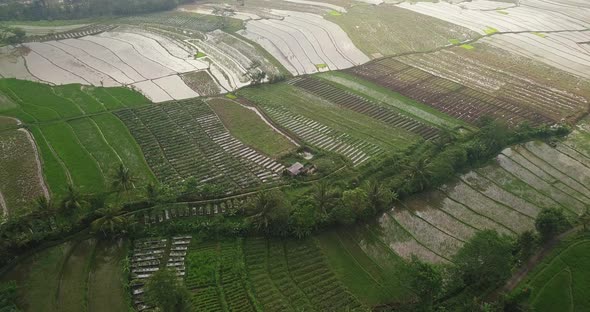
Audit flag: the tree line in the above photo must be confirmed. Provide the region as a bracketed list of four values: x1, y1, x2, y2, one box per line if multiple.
[0, 118, 577, 274]
[0, 0, 193, 21]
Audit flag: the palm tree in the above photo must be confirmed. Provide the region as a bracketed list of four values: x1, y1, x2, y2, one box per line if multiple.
[62, 184, 85, 214]
[247, 192, 274, 232]
[34, 196, 53, 214]
[403, 157, 433, 192]
[246, 191, 290, 235]
[146, 182, 159, 204]
[312, 181, 338, 216]
[112, 164, 136, 197]
[91, 205, 127, 237]
[363, 180, 396, 213]
[434, 128, 458, 150]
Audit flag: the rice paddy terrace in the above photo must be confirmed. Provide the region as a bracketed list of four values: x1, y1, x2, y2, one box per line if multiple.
[1, 0, 590, 311]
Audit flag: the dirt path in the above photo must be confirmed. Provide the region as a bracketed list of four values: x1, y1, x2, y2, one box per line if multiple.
[491, 226, 581, 300]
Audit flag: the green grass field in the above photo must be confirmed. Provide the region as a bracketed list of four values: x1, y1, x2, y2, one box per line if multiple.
[0, 79, 154, 197]
[37, 122, 107, 193]
[28, 126, 71, 196]
[0, 79, 150, 123]
[515, 236, 590, 311]
[32, 116, 155, 196]
[208, 98, 296, 157]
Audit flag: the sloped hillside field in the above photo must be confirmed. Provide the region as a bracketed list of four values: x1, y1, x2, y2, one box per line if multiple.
[0, 79, 154, 197]
[514, 237, 590, 312]
[115, 99, 285, 190]
[348, 56, 588, 125]
[1, 0, 590, 311]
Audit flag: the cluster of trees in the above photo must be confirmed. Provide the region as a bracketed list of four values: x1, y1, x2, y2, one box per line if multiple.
[144, 269, 191, 312]
[231, 119, 571, 238]
[399, 206, 579, 312]
[0, 26, 25, 45]
[0, 281, 19, 312]
[0, 0, 193, 21]
[364, 119, 570, 199]
[241, 178, 394, 238]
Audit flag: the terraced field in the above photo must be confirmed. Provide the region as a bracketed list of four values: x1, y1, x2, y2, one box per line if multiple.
[290, 76, 440, 140]
[238, 10, 369, 75]
[240, 83, 419, 166]
[514, 237, 590, 311]
[208, 98, 297, 158]
[31, 113, 155, 195]
[0, 79, 148, 123]
[326, 4, 477, 57]
[244, 238, 364, 311]
[115, 99, 284, 191]
[2, 2, 590, 311]
[396, 43, 589, 122]
[0, 239, 129, 312]
[0, 79, 154, 196]
[0, 12, 283, 100]
[398, 0, 590, 79]
[347, 58, 558, 126]
[370, 140, 590, 264]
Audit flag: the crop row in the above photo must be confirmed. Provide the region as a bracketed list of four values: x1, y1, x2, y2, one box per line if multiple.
[120, 11, 240, 34]
[398, 50, 587, 121]
[243, 238, 294, 311]
[243, 238, 364, 311]
[132, 236, 191, 311]
[26, 24, 116, 42]
[137, 198, 246, 226]
[115, 99, 283, 190]
[347, 58, 554, 126]
[238, 12, 369, 76]
[261, 105, 383, 166]
[186, 241, 224, 311]
[219, 240, 256, 311]
[291, 76, 440, 140]
[186, 239, 255, 311]
[284, 239, 364, 311]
